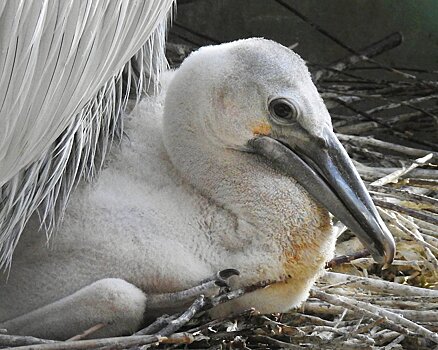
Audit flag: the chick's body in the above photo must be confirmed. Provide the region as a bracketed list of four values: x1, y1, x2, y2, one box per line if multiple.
[0, 39, 338, 338]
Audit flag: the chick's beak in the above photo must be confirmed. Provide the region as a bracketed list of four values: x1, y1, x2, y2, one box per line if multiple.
[249, 127, 395, 266]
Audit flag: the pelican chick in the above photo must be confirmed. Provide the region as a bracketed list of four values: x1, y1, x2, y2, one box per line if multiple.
[0, 38, 395, 339]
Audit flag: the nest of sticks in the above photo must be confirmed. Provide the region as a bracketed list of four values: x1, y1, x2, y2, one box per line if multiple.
[2, 14, 438, 350]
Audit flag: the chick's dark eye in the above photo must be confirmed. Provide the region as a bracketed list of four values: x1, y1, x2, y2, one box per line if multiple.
[268, 98, 298, 123]
[273, 102, 292, 118]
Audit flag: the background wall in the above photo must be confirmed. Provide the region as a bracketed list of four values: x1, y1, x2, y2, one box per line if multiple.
[172, 0, 438, 69]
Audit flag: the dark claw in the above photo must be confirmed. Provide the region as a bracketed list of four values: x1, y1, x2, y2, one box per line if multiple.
[214, 269, 240, 287]
[218, 268, 240, 279]
[214, 279, 229, 287]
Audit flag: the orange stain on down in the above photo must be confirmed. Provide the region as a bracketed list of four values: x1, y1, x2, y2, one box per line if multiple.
[251, 121, 272, 136]
[281, 214, 332, 277]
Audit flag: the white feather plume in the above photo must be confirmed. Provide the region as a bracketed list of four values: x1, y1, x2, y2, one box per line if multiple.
[0, 0, 174, 269]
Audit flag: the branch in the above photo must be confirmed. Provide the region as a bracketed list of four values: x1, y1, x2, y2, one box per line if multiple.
[314, 32, 403, 82]
[310, 288, 438, 344]
[321, 272, 438, 297]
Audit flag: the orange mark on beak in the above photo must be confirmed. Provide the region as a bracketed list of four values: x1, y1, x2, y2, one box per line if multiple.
[252, 121, 272, 136]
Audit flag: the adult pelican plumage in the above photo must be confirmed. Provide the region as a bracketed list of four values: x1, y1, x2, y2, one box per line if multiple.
[0, 38, 395, 339]
[0, 0, 174, 268]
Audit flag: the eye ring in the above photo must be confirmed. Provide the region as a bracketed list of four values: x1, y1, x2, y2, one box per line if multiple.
[268, 98, 299, 125]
